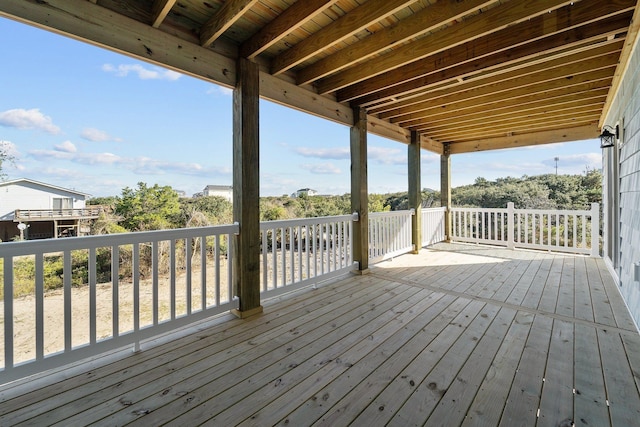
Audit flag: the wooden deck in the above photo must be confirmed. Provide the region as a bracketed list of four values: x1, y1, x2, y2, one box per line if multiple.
[1, 243, 639, 426]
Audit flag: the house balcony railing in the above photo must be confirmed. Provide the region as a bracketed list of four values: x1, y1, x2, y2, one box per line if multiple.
[14, 206, 106, 221]
[0, 204, 598, 383]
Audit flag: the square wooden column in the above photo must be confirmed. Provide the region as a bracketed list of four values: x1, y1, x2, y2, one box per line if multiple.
[408, 131, 422, 253]
[440, 142, 452, 242]
[231, 58, 262, 318]
[351, 107, 369, 272]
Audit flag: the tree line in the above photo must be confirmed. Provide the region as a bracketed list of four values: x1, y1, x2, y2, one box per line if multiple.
[88, 170, 601, 234]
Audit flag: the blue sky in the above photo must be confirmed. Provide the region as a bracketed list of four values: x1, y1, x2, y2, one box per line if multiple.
[0, 17, 603, 198]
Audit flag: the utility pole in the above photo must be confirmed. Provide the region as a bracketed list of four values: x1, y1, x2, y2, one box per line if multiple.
[554, 156, 559, 175]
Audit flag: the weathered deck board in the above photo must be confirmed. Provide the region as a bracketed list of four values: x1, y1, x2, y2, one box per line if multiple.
[1, 243, 639, 426]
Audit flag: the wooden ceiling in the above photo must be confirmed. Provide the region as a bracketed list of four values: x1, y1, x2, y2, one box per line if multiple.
[2, 0, 639, 155]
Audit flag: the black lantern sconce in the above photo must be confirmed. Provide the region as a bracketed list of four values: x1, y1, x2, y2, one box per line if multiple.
[599, 125, 618, 149]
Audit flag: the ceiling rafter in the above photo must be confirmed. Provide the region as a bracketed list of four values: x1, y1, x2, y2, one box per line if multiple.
[319, 0, 576, 95]
[374, 40, 623, 118]
[239, 0, 339, 59]
[390, 54, 621, 125]
[270, 0, 418, 75]
[345, 13, 631, 106]
[410, 94, 609, 132]
[151, 0, 176, 28]
[448, 125, 599, 154]
[430, 113, 602, 141]
[295, 0, 495, 85]
[200, 0, 260, 47]
[405, 87, 611, 130]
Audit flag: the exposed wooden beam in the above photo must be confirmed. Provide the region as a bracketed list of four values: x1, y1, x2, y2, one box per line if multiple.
[351, 107, 369, 272]
[376, 41, 622, 119]
[270, 0, 416, 75]
[200, 0, 259, 47]
[151, 0, 176, 28]
[296, 0, 494, 85]
[420, 136, 444, 155]
[319, 0, 575, 94]
[447, 125, 600, 154]
[345, 13, 631, 106]
[232, 57, 262, 317]
[239, 0, 338, 59]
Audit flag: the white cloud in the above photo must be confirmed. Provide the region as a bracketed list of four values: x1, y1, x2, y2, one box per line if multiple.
[54, 141, 77, 153]
[81, 127, 122, 143]
[294, 147, 350, 160]
[102, 63, 182, 81]
[302, 162, 341, 175]
[0, 108, 61, 134]
[207, 85, 233, 96]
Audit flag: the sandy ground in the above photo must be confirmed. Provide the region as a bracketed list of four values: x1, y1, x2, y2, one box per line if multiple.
[1, 262, 232, 366]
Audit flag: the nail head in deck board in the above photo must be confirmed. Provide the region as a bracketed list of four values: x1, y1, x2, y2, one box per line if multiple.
[537, 319, 575, 426]
[461, 310, 535, 427]
[573, 324, 610, 426]
[499, 314, 554, 426]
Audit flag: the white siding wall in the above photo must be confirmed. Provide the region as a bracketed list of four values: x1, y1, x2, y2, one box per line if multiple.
[603, 34, 640, 328]
[0, 181, 86, 220]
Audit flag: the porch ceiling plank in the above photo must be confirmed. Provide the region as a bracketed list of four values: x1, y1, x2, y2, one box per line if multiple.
[341, 7, 634, 105]
[151, 0, 176, 28]
[446, 124, 600, 154]
[379, 41, 623, 120]
[269, 0, 417, 76]
[426, 111, 603, 141]
[411, 93, 610, 133]
[295, 0, 495, 85]
[239, 0, 339, 59]
[402, 84, 613, 132]
[319, 0, 580, 95]
[199, 0, 260, 47]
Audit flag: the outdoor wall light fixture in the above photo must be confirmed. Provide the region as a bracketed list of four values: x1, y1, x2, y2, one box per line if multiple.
[599, 125, 618, 148]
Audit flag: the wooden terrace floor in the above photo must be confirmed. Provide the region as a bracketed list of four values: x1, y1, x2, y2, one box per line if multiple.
[1, 243, 640, 426]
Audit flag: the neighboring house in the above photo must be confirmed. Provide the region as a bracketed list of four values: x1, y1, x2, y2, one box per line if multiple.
[291, 188, 318, 198]
[0, 178, 102, 241]
[198, 185, 233, 202]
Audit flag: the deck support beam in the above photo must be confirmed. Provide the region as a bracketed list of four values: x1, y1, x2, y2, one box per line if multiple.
[351, 107, 369, 272]
[441, 143, 452, 242]
[231, 58, 263, 318]
[408, 130, 422, 253]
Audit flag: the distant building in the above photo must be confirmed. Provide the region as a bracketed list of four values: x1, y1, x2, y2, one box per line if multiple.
[291, 188, 318, 198]
[195, 185, 233, 202]
[0, 178, 103, 241]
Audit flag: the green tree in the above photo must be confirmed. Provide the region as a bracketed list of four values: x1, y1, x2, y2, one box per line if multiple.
[115, 182, 180, 231]
[0, 141, 16, 181]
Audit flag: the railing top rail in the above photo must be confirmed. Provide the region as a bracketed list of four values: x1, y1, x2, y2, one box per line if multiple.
[512, 207, 596, 216]
[451, 207, 507, 213]
[259, 213, 357, 229]
[422, 207, 446, 212]
[369, 209, 415, 218]
[0, 223, 240, 257]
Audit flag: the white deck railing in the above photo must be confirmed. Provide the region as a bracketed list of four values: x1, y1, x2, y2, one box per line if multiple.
[422, 207, 446, 247]
[260, 214, 357, 297]
[368, 210, 415, 263]
[1, 224, 239, 383]
[451, 202, 600, 257]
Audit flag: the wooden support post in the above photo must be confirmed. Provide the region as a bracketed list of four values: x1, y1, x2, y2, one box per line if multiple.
[440, 143, 452, 242]
[351, 107, 369, 272]
[408, 130, 422, 253]
[231, 58, 263, 318]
